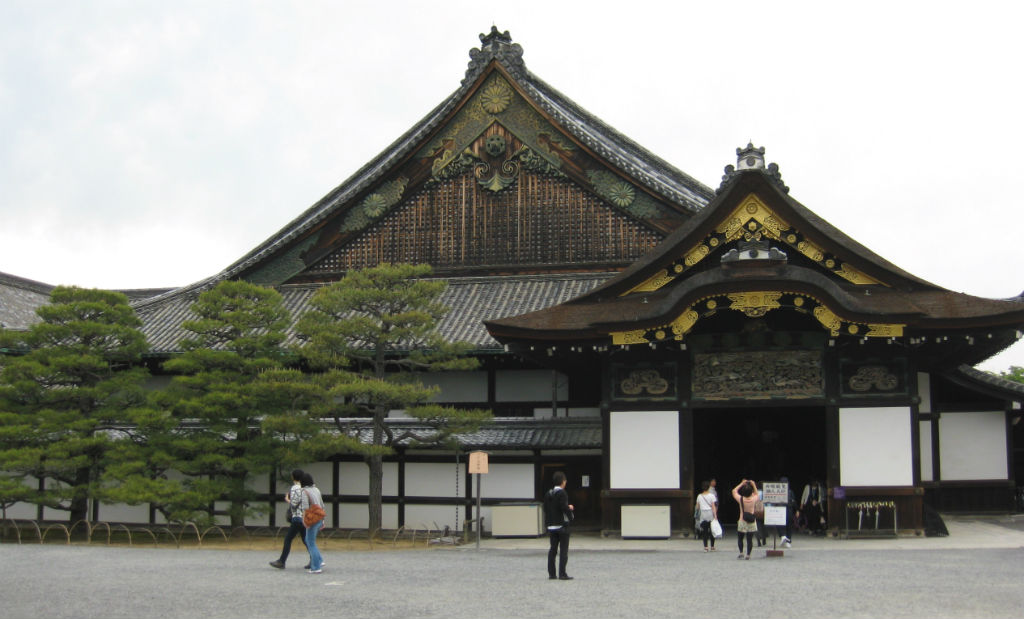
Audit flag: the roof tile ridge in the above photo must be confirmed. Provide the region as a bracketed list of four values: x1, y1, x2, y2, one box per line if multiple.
[0, 271, 56, 294]
[519, 69, 714, 206]
[217, 83, 472, 282]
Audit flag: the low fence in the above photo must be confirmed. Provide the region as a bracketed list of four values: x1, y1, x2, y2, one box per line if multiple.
[0, 519, 464, 549]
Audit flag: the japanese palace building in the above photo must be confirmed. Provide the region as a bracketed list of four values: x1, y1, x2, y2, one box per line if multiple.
[4, 28, 1024, 535]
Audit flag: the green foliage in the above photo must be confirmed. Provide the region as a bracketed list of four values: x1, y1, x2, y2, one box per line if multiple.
[142, 280, 309, 527]
[295, 263, 491, 532]
[999, 366, 1024, 385]
[0, 287, 151, 522]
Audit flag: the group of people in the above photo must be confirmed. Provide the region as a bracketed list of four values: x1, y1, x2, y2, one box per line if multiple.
[695, 476, 827, 558]
[268, 469, 326, 574]
[266, 469, 823, 579]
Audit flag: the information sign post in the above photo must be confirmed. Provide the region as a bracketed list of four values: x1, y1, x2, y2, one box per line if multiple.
[468, 451, 489, 550]
[761, 481, 789, 558]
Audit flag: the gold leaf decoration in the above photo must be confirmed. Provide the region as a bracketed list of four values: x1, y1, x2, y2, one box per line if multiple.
[479, 78, 513, 114]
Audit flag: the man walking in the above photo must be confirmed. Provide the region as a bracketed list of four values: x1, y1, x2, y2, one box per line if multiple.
[544, 471, 574, 580]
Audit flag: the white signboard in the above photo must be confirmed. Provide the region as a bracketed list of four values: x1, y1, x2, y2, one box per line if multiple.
[762, 482, 789, 505]
[764, 504, 787, 526]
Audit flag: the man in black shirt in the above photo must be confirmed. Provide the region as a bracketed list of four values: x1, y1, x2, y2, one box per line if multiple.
[543, 471, 574, 580]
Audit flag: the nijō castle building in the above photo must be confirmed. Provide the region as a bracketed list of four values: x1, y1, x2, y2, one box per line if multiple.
[4, 27, 1023, 537]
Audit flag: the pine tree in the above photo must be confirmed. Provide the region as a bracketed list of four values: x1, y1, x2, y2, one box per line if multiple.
[295, 263, 491, 534]
[155, 280, 304, 527]
[0, 287, 150, 523]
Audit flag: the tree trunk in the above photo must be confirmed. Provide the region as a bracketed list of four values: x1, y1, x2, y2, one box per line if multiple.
[68, 467, 91, 524]
[368, 453, 383, 535]
[368, 409, 384, 534]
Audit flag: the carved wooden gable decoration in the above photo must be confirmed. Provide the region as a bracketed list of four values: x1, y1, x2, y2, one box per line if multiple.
[240, 29, 711, 286]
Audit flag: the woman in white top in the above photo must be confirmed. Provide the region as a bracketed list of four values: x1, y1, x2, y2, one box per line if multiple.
[696, 480, 718, 552]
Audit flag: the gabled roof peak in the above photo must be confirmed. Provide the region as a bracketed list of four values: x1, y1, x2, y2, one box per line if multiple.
[464, 26, 526, 85]
[718, 143, 789, 195]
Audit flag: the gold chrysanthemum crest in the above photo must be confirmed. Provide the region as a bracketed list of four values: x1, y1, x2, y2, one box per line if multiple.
[479, 78, 513, 114]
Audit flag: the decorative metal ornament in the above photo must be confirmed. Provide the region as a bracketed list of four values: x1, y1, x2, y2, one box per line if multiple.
[478, 78, 513, 114]
[848, 366, 899, 392]
[484, 134, 507, 157]
[620, 369, 670, 396]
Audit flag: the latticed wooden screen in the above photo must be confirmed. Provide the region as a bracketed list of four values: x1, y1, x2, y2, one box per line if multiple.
[307, 172, 664, 273]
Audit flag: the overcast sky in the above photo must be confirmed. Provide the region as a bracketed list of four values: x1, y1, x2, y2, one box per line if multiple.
[2, 1, 1023, 371]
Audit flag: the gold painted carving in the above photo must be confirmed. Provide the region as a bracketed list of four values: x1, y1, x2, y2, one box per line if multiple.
[866, 323, 904, 337]
[670, 309, 700, 338]
[796, 240, 825, 262]
[479, 77, 513, 114]
[848, 366, 898, 392]
[620, 369, 670, 395]
[684, 244, 710, 266]
[716, 195, 791, 242]
[727, 292, 782, 318]
[608, 292, 905, 347]
[813, 305, 842, 335]
[611, 329, 651, 345]
[835, 263, 881, 285]
[626, 269, 673, 294]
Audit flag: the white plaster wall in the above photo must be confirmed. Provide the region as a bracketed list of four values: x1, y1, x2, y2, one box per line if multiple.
[301, 462, 334, 491]
[939, 412, 1008, 480]
[839, 407, 913, 486]
[478, 463, 534, 499]
[404, 504, 461, 532]
[495, 370, 568, 402]
[917, 372, 932, 414]
[609, 410, 679, 489]
[4, 502, 38, 519]
[339, 462, 398, 495]
[405, 462, 465, 497]
[417, 371, 488, 402]
[97, 503, 151, 523]
[337, 502, 398, 529]
[919, 421, 933, 482]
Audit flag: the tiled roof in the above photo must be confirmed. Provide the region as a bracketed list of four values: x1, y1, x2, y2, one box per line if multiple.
[0, 272, 53, 331]
[135, 273, 610, 355]
[951, 364, 1024, 399]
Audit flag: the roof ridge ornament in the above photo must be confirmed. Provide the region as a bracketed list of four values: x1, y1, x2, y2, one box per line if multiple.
[464, 26, 526, 85]
[717, 143, 790, 195]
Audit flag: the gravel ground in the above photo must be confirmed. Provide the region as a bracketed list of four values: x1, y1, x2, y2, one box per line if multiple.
[2, 542, 1023, 619]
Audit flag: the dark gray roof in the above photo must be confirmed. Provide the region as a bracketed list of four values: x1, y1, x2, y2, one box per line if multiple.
[136, 273, 610, 355]
[951, 364, 1024, 401]
[0, 272, 53, 330]
[342, 417, 602, 450]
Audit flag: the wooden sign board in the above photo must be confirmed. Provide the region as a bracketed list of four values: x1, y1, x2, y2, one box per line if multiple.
[468, 451, 489, 474]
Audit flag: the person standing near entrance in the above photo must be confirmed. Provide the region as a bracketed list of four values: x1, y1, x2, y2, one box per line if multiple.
[696, 480, 718, 552]
[544, 471, 574, 580]
[799, 480, 827, 535]
[732, 479, 759, 560]
[269, 469, 308, 569]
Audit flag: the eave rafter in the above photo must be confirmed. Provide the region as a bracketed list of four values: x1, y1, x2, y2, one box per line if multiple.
[609, 289, 905, 346]
[626, 194, 882, 295]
